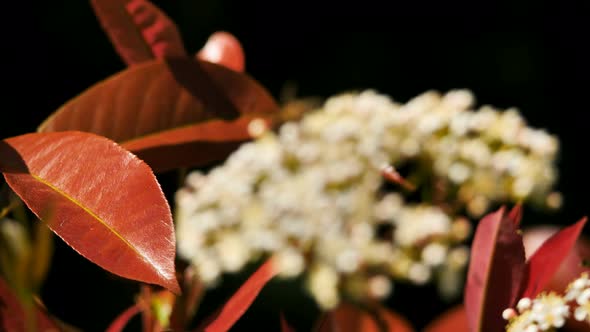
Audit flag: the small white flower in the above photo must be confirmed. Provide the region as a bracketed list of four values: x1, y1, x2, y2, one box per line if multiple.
[373, 193, 403, 220]
[448, 162, 471, 184]
[367, 275, 393, 299]
[247, 118, 269, 137]
[407, 262, 431, 285]
[503, 308, 517, 320]
[442, 89, 474, 110]
[574, 305, 590, 322]
[577, 288, 590, 305]
[565, 273, 590, 301]
[215, 232, 250, 272]
[530, 293, 569, 330]
[174, 89, 559, 308]
[447, 246, 470, 268]
[421, 243, 448, 267]
[195, 254, 221, 285]
[275, 247, 306, 278]
[506, 311, 535, 332]
[336, 248, 361, 273]
[573, 287, 590, 323]
[517, 298, 532, 313]
[308, 264, 340, 309]
[394, 205, 451, 247]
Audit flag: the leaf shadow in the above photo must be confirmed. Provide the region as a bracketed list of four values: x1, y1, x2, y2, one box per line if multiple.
[165, 58, 241, 120]
[0, 140, 29, 174]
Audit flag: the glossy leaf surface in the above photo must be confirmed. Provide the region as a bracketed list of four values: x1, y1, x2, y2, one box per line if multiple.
[521, 217, 588, 298]
[0, 132, 180, 293]
[204, 258, 278, 332]
[315, 302, 415, 332]
[464, 207, 526, 332]
[197, 31, 246, 72]
[90, 0, 186, 65]
[39, 59, 278, 170]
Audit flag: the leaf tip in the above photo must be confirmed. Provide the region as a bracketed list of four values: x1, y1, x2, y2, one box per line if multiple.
[162, 277, 182, 295]
[197, 31, 245, 72]
[507, 203, 524, 227]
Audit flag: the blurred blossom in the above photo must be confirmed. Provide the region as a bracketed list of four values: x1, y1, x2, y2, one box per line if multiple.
[175, 90, 560, 309]
[504, 273, 590, 331]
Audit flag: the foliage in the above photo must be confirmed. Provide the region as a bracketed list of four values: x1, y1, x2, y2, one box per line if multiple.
[0, 1, 587, 332]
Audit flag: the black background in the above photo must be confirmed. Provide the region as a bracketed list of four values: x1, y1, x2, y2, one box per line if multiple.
[2, 0, 590, 330]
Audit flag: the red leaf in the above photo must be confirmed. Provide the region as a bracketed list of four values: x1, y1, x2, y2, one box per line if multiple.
[523, 226, 590, 294]
[121, 117, 264, 173]
[0, 132, 180, 293]
[464, 207, 526, 332]
[38, 58, 278, 171]
[90, 0, 186, 65]
[315, 302, 415, 332]
[0, 276, 60, 332]
[521, 217, 588, 298]
[423, 306, 469, 332]
[280, 313, 296, 332]
[105, 303, 142, 332]
[507, 203, 523, 227]
[197, 31, 246, 72]
[204, 258, 278, 332]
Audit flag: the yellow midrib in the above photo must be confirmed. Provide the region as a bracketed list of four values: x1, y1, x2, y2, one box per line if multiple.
[31, 173, 160, 276]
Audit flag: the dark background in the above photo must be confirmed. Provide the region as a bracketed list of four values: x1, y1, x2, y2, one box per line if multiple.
[2, 0, 590, 330]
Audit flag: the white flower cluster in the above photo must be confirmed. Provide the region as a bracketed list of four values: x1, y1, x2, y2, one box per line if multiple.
[175, 90, 559, 309]
[504, 273, 590, 332]
[565, 273, 590, 322]
[383, 89, 559, 216]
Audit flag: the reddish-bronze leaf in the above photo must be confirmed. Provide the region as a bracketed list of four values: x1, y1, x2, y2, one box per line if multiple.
[0, 131, 180, 293]
[90, 0, 187, 65]
[521, 217, 588, 298]
[121, 117, 264, 173]
[523, 226, 590, 294]
[315, 303, 415, 332]
[464, 207, 526, 332]
[507, 203, 523, 227]
[38, 58, 278, 171]
[0, 276, 60, 332]
[105, 303, 142, 332]
[197, 31, 246, 72]
[423, 306, 469, 332]
[204, 258, 278, 332]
